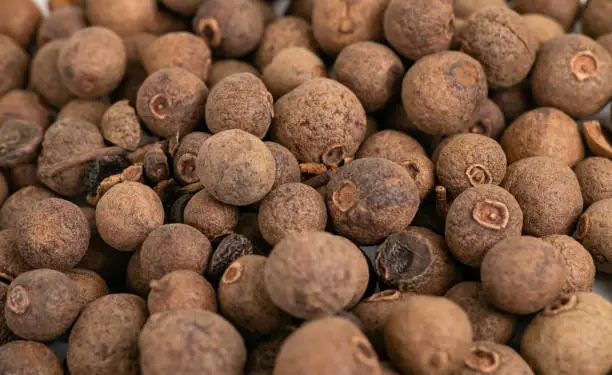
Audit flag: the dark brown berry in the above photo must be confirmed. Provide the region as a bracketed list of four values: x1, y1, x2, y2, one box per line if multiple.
[37, 5, 87, 47]
[0, 35, 29, 98]
[453, 341, 534, 375]
[57, 99, 109, 126]
[207, 59, 260, 88]
[100, 100, 142, 151]
[7, 164, 39, 190]
[490, 83, 535, 123]
[255, 16, 318, 69]
[582, 0, 612, 38]
[0, 341, 63, 375]
[0, 186, 57, 230]
[262, 47, 327, 99]
[142, 32, 212, 81]
[65, 268, 109, 308]
[574, 157, 612, 206]
[465, 99, 506, 140]
[148, 270, 217, 314]
[542, 235, 596, 294]
[0, 229, 31, 282]
[173, 132, 210, 185]
[265, 141, 301, 190]
[0, 90, 50, 130]
[0, 0, 41, 47]
[0, 119, 44, 168]
[183, 189, 239, 240]
[159, 0, 202, 16]
[86, 0, 156, 37]
[207, 233, 255, 284]
[576, 198, 612, 274]
[246, 327, 295, 374]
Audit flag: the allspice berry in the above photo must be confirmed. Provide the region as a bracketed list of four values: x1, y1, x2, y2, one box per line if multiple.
[523, 14, 565, 49]
[258, 183, 327, 246]
[148, 270, 217, 314]
[597, 32, 612, 55]
[146, 6, 188, 35]
[583, 120, 612, 159]
[197, 129, 276, 206]
[136, 67, 208, 138]
[0, 90, 50, 130]
[402, 51, 488, 135]
[514, 0, 579, 30]
[384, 0, 454, 60]
[183, 191, 237, 242]
[57, 99, 109, 126]
[123, 32, 157, 63]
[459, 6, 536, 89]
[375, 227, 458, 295]
[453, 0, 506, 19]
[67, 294, 147, 375]
[0, 229, 32, 282]
[139, 309, 246, 375]
[0, 0, 41, 47]
[86, 0, 156, 37]
[0, 34, 29, 98]
[453, 341, 534, 375]
[0, 341, 63, 375]
[30, 40, 75, 109]
[265, 141, 300, 189]
[542, 235, 596, 294]
[326, 158, 420, 245]
[521, 293, 612, 375]
[581, 0, 612, 38]
[8, 164, 39, 190]
[445, 282, 517, 343]
[262, 47, 327, 99]
[207, 233, 255, 283]
[574, 157, 612, 206]
[290, 0, 314, 21]
[446, 185, 523, 268]
[465, 98, 506, 140]
[16, 198, 90, 271]
[95, 181, 164, 251]
[0, 186, 57, 230]
[37, 5, 87, 47]
[576, 198, 612, 274]
[172, 132, 209, 185]
[481, 236, 567, 314]
[246, 327, 295, 374]
[208, 59, 260, 88]
[160, 0, 203, 16]
[502, 156, 583, 236]
[385, 296, 473, 375]
[142, 32, 212, 81]
[255, 16, 318, 69]
[193, 0, 264, 58]
[264, 231, 369, 319]
[66, 268, 109, 308]
[206, 73, 273, 139]
[100, 100, 142, 151]
[490, 83, 534, 123]
[334, 42, 405, 112]
[312, 0, 388, 56]
[501, 107, 584, 167]
[5, 269, 80, 341]
[274, 316, 381, 375]
[0, 119, 44, 168]
[58, 27, 127, 99]
[531, 34, 612, 118]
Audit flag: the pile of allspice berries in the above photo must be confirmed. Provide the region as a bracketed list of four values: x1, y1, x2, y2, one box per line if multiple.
[0, 0, 612, 374]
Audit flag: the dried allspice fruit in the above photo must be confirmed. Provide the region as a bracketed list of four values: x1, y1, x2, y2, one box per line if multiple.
[0, 186, 57, 230]
[597, 32, 612, 55]
[30, 41, 76, 109]
[100, 100, 142, 151]
[143, 148, 170, 184]
[86, 0, 156, 37]
[265, 141, 300, 189]
[445, 282, 517, 343]
[123, 32, 157, 64]
[207, 59, 260, 88]
[57, 99, 109, 126]
[453, 341, 534, 375]
[207, 233, 255, 283]
[581, 0, 612, 38]
[0, 35, 29, 98]
[8, 164, 39, 190]
[183, 189, 239, 241]
[0, 119, 44, 168]
[453, 0, 506, 19]
[0, 229, 32, 282]
[65, 268, 109, 308]
[573, 157, 612, 206]
[514, 0, 579, 30]
[37, 5, 86, 47]
[576, 198, 612, 274]
[523, 14, 564, 49]
[255, 16, 319, 69]
[490, 83, 535, 123]
[542, 235, 596, 294]
[0, 90, 50, 130]
[159, 0, 203, 16]
[375, 227, 458, 295]
[0, 0, 41, 46]
[465, 99, 506, 140]
[262, 47, 327, 99]
[246, 327, 295, 374]
[173, 132, 210, 185]
[0, 341, 63, 375]
[148, 270, 217, 314]
[521, 293, 612, 375]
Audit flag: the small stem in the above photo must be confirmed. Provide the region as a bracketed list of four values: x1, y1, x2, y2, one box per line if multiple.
[39, 146, 127, 179]
[300, 163, 328, 176]
[435, 185, 448, 220]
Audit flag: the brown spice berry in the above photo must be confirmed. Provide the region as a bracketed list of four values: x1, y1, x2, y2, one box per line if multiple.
[459, 6, 536, 89]
[142, 32, 211, 81]
[258, 183, 327, 246]
[574, 156, 612, 206]
[502, 156, 583, 236]
[0, 341, 63, 375]
[481, 236, 567, 314]
[255, 16, 318, 69]
[454, 341, 533, 375]
[37, 5, 87, 47]
[384, 0, 454, 60]
[160, 0, 203, 16]
[583, 120, 612, 159]
[123, 32, 157, 64]
[206, 73, 273, 139]
[576, 198, 612, 274]
[95, 181, 164, 251]
[197, 129, 276, 206]
[445, 282, 517, 343]
[207, 59, 260, 88]
[139, 309, 246, 375]
[246, 327, 295, 374]
[541, 235, 596, 294]
[0, 90, 50, 130]
[375, 227, 458, 294]
[262, 47, 327, 99]
[100, 100, 142, 151]
[146, 6, 189, 35]
[219, 255, 290, 334]
[8, 164, 39, 190]
[67, 294, 147, 375]
[143, 148, 169, 184]
[173, 132, 211, 185]
[272, 78, 367, 164]
[86, 0, 156, 37]
[16, 198, 90, 270]
[289, 0, 314, 22]
[464, 98, 506, 140]
[58, 27, 127, 99]
[521, 293, 612, 375]
[402, 51, 488, 135]
[334, 42, 405, 112]
[193, 0, 264, 58]
[0, 35, 29, 98]
[312, 0, 388, 56]
[0, 186, 57, 230]
[264, 231, 369, 319]
[66, 268, 109, 308]
[136, 67, 208, 138]
[0, 119, 44, 168]
[326, 158, 420, 244]
[251, 0, 276, 26]
[445, 185, 523, 268]
[0, 0, 41, 47]
[385, 295, 473, 375]
[5, 269, 80, 341]
[531, 34, 612, 118]
[207, 233, 255, 283]
[265, 141, 301, 190]
[523, 14, 564, 50]
[453, 0, 506, 19]
[148, 270, 217, 314]
[77, 232, 131, 284]
[490, 84, 534, 123]
[58, 99, 109, 126]
[235, 212, 270, 254]
[514, 0, 579, 30]
[0, 229, 32, 283]
[582, 0, 612, 38]
[597, 32, 612, 55]
[183, 189, 239, 240]
[275, 316, 381, 375]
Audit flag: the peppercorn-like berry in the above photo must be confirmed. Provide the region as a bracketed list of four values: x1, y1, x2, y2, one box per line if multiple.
[8, 164, 38, 190]
[541, 235, 596, 294]
[582, 0, 612, 38]
[523, 14, 565, 50]
[265, 141, 300, 190]
[58, 27, 127, 99]
[0, 229, 31, 282]
[146, 6, 188, 35]
[312, 0, 388, 56]
[262, 47, 327, 99]
[385, 295, 473, 375]
[384, 0, 454, 60]
[183, 189, 239, 240]
[123, 32, 156, 64]
[0, 119, 44, 168]
[275, 316, 381, 375]
[100, 100, 142, 151]
[57, 99, 109, 126]
[454, 341, 534, 375]
[142, 32, 212, 81]
[67, 294, 147, 375]
[502, 156, 583, 236]
[96, 181, 164, 251]
[521, 293, 612, 375]
[0, 186, 57, 230]
[86, 0, 156, 37]
[0, 90, 50, 130]
[265, 231, 369, 319]
[148, 270, 217, 314]
[464, 98, 506, 140]
[208, 59, 260, 88]
[0, 341, 63, 375]
[481, 236, 567, 314]
[37, 5, 87, 47]
[514, 0, 579, 30]
[597, 32, 612, 55]
[193, 0, 264, 58]
[459, 6, 536, 89]
[574, 157, 612, 206]
[402, 51, 488, 135]
[490, 83, 534, 123]
[255, 16, 318, 69]
[207, 233, 255, 283]
[290, 0, 313, 21]
[453, 0, 506, 19]
[576, 198, 612, 274]
[246, 327, 295, 373]
[66, 268, 109, 308]
[139, 309, 246, 375]
[445, 282, 517, 343]
[531, 34, 612, 118]
[5, 269, 80, 341]
[0, 0, 41, 47]
[172, 132, 210, 185]
[0, 35, 29, 98]
[159, 0, 202, 16]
